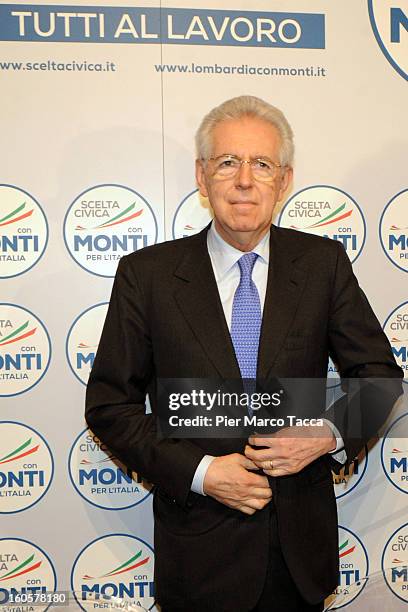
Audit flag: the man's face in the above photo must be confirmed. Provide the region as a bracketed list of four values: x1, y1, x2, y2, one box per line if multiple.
[196, 115, 292, 245]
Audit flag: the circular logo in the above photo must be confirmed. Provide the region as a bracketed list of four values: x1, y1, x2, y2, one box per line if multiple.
[0, 304, 51, 396]
[63, 184, 158, 277]
[326, 526, 369, 609]
[68, 429, 152, 510]
[66, 303, 108, 386]
[383, 301, 408, 381]
[71, 534, 155, 611]
[0, 422, 54, 514]
[368, 1, 408, 81]
[332, 446, 368, 500]
[379, 189, 408, 273]
[278, 185, 366, 263]
[382, 523, 408, 603]
[381, 413, 408, 494]
[0, 538, 56, 611]
[0, 185, 48, 279]
[172, 189, 213, 239]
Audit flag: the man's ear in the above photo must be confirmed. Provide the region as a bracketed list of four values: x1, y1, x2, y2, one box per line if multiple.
[195, 159, 209, 198]
[278, 166, 293, 202]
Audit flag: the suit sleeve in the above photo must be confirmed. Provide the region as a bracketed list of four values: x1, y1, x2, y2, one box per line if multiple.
[326, 242, 403, 467]
[85, 256, 205, 507]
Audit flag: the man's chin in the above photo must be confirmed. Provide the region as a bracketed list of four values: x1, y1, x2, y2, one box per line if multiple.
[231, 225, 259, 233]
[228, 218, 263, 233]
[215, 217, 270, 241]
[225, 224, 271, 245]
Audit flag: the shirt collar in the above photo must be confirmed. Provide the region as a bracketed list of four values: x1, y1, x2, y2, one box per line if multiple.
[207, 221, 270, 282]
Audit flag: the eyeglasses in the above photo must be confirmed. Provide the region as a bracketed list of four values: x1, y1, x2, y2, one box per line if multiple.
[205, 154, 284, 182]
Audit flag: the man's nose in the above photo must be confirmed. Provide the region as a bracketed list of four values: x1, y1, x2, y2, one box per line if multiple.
[234, 160, 254, 189]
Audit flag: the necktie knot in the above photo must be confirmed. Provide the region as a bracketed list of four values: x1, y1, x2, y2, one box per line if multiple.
[238, 252, 258, 281]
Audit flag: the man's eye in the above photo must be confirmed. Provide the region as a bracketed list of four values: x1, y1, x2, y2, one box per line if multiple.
[256, 160, 271, 169]
[220, 159, 235, 167]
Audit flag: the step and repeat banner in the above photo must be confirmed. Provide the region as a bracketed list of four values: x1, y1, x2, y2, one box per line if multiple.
[1, 1, 407, 610]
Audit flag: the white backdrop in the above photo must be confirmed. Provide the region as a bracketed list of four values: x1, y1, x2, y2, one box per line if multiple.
[1, 1, 407, 610]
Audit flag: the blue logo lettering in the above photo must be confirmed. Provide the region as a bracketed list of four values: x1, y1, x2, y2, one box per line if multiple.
[390, 457, 408, 473]
[392, 346, 407, 362]
[76, 352, 95, 369]
[0, 353, 42, 370]
[79, 468, 133, 486]
[389, 234, 407, 250]
[0, 235, 39, 252]
[0, 470, 45, 487]
[73, 234, 147, 252]
[391, 8, 408, 43]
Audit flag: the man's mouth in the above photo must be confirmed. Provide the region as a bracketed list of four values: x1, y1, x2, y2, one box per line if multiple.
[230, 200, 257, 206]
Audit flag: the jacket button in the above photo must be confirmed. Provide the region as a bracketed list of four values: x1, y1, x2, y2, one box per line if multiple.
[186, 500, 193, 508]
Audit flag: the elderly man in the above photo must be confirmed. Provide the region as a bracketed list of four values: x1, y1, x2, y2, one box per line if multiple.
[86, 96, 403, 612]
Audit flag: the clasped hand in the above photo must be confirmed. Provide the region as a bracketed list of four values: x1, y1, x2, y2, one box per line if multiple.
[245, 422, 336, 477]
[203, 424, 335, 515]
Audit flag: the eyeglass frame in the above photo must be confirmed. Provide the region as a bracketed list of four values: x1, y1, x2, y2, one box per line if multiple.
[202, 153, 287, 182]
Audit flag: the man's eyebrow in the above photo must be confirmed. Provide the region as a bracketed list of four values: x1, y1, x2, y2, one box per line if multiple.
[213, 152, 275, 159]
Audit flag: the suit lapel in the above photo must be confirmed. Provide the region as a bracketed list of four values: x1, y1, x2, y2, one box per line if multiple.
[173, 225, 308, 381]
[173, 228, 241, 379]
[257, 226, 309, 380]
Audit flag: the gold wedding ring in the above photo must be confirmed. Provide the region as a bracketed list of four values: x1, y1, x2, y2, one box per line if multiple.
[269, 460, 273, 470]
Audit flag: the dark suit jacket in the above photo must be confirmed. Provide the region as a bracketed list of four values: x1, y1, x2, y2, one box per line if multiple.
[86, 225, 403, 610]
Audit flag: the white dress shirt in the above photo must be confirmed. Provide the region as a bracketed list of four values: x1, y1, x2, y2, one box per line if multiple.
[191, 222, 346, 495]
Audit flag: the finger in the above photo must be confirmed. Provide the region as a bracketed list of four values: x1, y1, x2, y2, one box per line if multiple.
[245, 446, 276, 463]
[246, 443, 280, 459]
[214, 497, 255, 515]
[243, 497, 271, 511]
[218, 496, 258, 515]
[239, 456, 260, 470]
[243, 456, 272, 471]
[248, 436, 274, 447]
[237, 505, 256, 515]
[245, 486, 273, 499]
[244, 474, 272, 497]
[245, 462, 263, 470]
[262, 466, 294, 477]
[246, 472, 273, 487]
[260, 458, 277, 472]
[240, 483, 273, 498]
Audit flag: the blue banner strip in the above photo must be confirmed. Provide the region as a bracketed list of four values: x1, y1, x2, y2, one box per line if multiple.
[0, 5, 325, 48]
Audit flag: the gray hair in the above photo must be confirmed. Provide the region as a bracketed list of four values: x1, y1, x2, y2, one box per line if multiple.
[195, 95, 294, 166]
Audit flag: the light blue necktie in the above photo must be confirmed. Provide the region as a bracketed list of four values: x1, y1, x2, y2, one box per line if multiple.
[231, 253, 262, 414]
